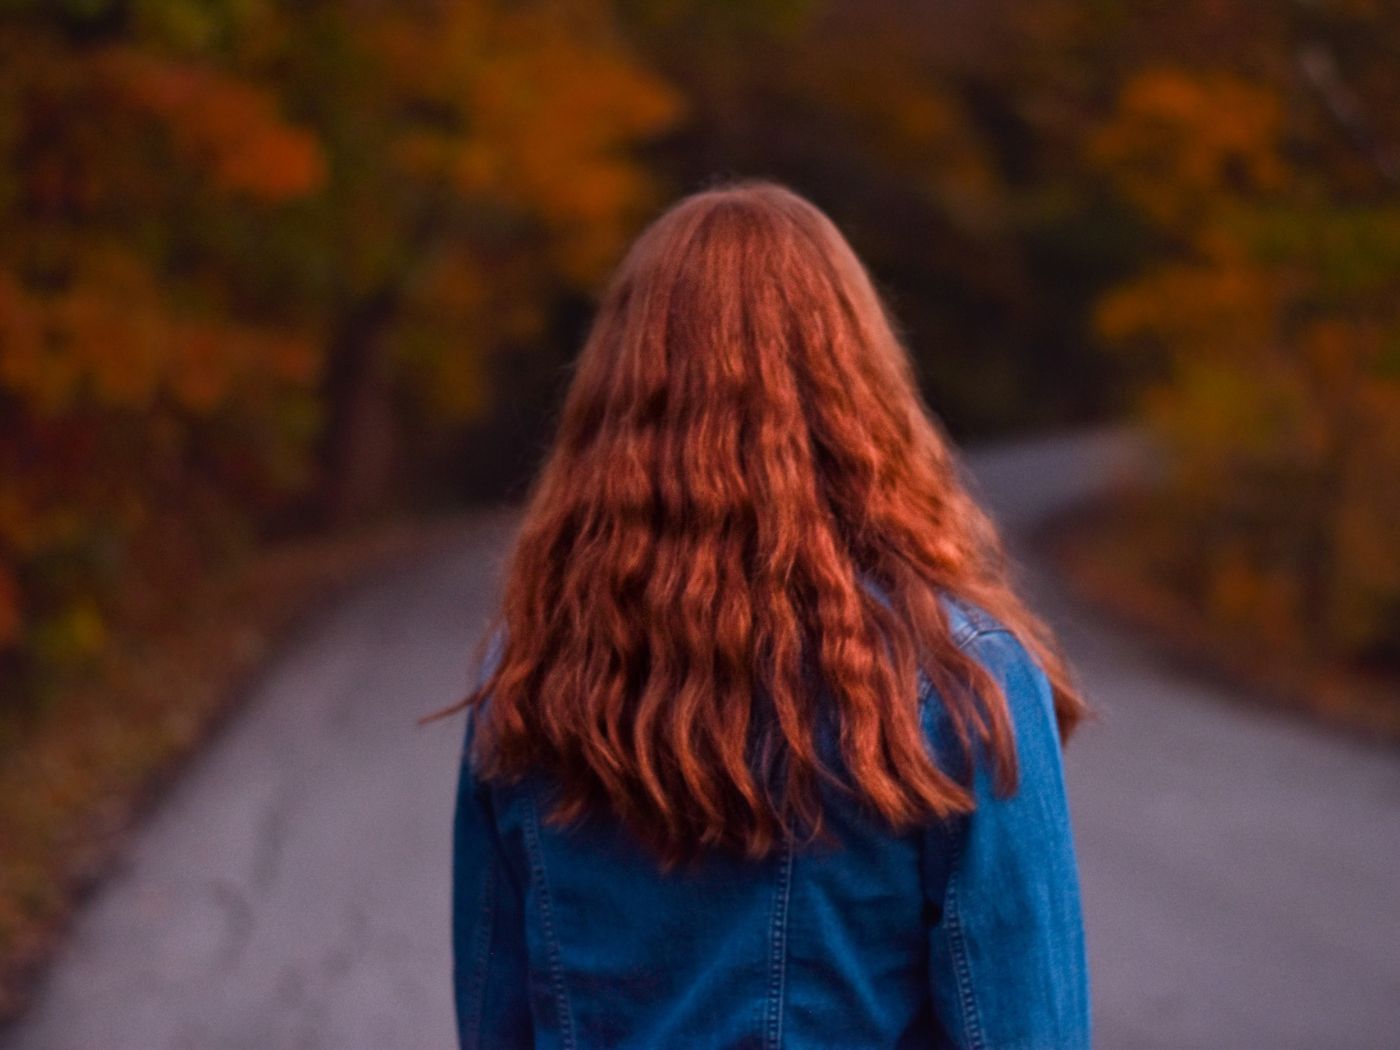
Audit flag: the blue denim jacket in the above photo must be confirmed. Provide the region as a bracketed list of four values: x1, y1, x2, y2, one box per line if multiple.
[452, 593, 1090, 1048]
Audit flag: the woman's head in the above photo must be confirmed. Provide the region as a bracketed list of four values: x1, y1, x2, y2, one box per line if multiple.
[459, 180, 1087, 867]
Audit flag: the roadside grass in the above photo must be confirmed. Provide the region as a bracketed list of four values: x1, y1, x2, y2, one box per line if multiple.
[1038, 500, 1400, 746]
[0, 512, 475, 1022]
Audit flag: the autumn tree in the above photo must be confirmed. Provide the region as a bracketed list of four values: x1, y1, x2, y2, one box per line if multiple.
[0, 0, 328, 696]
[270, 1, 678, 522]
[617, 0, 1128, 436]
[1085, 2, 1400, 663]
[0, 0, 677, 698]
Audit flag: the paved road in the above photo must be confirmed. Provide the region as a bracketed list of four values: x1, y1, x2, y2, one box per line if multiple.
[6, 428, 1398, 1049]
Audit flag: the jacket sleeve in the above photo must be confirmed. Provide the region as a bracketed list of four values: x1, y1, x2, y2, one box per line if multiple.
[924, 628, 1092, 1050]
[452, 703, 532, 1046]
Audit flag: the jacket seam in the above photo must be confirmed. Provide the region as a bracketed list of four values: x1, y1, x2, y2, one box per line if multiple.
[524, 792, 577, 1050]
[944, 623, 1008, 1049]
[918, 627, 1008, 715]
[943, 833, 987, 1050]
[764, 842, 795, 1050]
[953, 624, 1013, 653]
[462, 848, 496, 1048]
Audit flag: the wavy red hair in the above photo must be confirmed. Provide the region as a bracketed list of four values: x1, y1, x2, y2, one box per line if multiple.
[446, 180, 1087, 869]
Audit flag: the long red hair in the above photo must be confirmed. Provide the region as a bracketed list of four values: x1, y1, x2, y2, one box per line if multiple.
[448, 180, 1087, 869]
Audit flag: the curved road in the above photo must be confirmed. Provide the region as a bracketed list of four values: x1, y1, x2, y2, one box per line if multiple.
[5, 428, 1399, 1049]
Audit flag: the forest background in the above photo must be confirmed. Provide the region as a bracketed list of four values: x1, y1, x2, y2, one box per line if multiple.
[2, 0, 1397, 1016]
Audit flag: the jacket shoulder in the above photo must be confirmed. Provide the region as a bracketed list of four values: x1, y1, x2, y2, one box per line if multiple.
[856, 571, 1005, 648]
[936, 591, 1009, 649]
[920, 594, 1062, 769]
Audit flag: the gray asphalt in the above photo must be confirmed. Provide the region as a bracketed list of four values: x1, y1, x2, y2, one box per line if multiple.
[5, 428, 1398, 1049]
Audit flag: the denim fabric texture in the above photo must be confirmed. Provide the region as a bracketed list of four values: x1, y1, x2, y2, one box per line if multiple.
[451, 591, 1091, 1049]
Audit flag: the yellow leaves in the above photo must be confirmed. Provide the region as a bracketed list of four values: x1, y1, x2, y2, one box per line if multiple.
[1089, 67, 1288, 226]
[100, 47, 326, 201]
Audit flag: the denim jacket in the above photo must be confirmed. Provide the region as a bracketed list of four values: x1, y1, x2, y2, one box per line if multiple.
[451, 592, 1090, 1049]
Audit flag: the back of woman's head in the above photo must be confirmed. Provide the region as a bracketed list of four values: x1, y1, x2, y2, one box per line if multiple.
[456, 179, 1087, 869]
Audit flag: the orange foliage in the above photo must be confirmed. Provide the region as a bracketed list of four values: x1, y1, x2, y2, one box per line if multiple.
[367, 1, 680, 283]
[1090, 49, 1400, 662]
[1088, 68, 1287, 227]
[0, 0, 678, 693]
[99, 47, 326, 202]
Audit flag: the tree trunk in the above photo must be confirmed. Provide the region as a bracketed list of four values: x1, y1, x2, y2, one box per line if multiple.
[316, 290, 400, 528]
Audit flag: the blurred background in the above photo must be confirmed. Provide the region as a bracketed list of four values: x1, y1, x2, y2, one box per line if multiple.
[0, 1, 1397, 1047]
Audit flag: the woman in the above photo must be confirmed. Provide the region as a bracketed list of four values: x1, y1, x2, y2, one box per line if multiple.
[446, 181, 1091, 1049]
